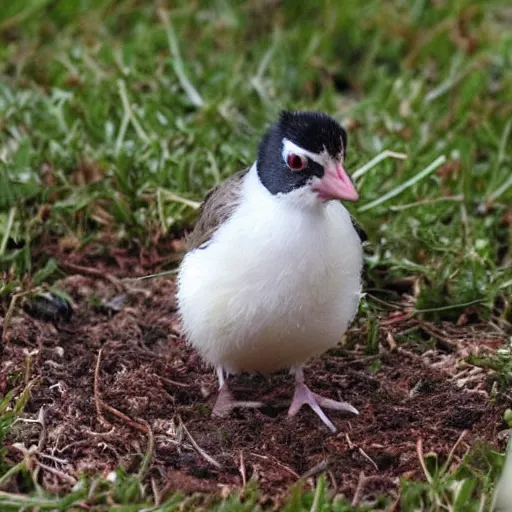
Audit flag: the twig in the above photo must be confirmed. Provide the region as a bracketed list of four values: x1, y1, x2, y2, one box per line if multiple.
[94, 348, 148, 434]
[358, 447, 379, 471]
[93, 349, 110, 429]
[101, 401, 148, 434]
[1, 290, 32, 349]
[38, 453, 68, 465]
[300, 459, 329, 481]
[80, 426, 116, 437]
[151, 478, 161, 507]
[351, 471, 366, 507]
[87, 479, 99, 503]
[239, 452, 247, 489]
[9, 443, 38, 488]
[38, 407, 47, 451]
[36, 460, 77, 486]
[416, 320, 456, 351]
[157, 374, 191, 389]
[13, 404, 45, 432]
[73, 502, 92, 510]
[127, 269, 179, 282]
[416, 439, 433, 484]
[442, 430, 468, 473]
[250, 452, 300, 478]
[345, 434, 378, 471]
[15, 406, 48, 452]
[386, 332, 397, 350]
[389, 494, 402, 512]
[178, 416, 221, 468]
[352, 473, 399, 507]
[327, 470, 338, 495]
[58, 260, 123, 291]
[23, 349, 39, 386]
[56, 440, 91, 454]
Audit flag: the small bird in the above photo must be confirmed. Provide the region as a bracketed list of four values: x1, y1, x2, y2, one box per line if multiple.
[178, 111, 364, 432]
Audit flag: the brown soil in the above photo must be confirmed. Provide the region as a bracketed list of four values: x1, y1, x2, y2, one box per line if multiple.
[0, 253, 508, 507]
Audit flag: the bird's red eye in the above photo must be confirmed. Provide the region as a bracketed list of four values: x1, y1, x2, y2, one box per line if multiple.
[286, 153, 306, 171]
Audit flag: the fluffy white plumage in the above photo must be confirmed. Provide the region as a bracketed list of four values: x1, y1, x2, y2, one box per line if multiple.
[177, 164, 363, 374]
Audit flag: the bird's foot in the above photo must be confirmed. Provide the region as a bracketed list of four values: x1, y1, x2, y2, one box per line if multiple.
[211, 384, 263, 418]
[288, 382, 358, 433]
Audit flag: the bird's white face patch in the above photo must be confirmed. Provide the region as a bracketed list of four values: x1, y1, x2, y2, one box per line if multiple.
[279, 138, 349, 208]
[282, 138, 328, 168]
[281, 138, 343, 170]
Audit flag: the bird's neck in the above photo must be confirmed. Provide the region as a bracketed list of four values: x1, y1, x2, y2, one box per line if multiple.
[249, 163, 326, 215]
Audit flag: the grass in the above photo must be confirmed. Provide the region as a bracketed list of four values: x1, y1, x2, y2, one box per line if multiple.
[0, 0, 511, 509]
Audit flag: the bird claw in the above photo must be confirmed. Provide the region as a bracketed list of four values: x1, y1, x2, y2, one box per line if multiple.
[288, 382, 358, 433]
[211, 385, 263, 418]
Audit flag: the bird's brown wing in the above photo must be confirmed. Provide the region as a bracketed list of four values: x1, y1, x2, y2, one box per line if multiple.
[186, 168, 249, 251]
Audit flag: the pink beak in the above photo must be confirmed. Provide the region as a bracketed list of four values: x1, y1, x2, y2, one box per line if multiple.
[312, 164, 359, 202]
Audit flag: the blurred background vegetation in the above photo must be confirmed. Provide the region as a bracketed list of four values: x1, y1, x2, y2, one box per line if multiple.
[0, 0, 510, 305]
[0, 0, 511, 324]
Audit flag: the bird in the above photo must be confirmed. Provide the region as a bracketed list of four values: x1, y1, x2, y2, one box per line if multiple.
[177, 110, 364, 433]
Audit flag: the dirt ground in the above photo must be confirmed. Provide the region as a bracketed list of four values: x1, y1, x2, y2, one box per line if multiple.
[0, 245, 508, 507]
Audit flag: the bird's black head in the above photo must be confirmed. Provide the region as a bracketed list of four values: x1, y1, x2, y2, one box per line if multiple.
[256, 111, 358, 204]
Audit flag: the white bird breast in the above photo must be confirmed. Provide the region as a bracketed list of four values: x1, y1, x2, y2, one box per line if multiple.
[177, 166, 363, 373]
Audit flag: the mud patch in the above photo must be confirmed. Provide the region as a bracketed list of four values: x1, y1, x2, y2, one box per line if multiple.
[1, 270, 507, 506]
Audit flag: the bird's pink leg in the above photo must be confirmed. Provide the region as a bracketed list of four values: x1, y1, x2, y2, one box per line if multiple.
[211, 367, 263, 417]
[288, 366, 358, 433]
